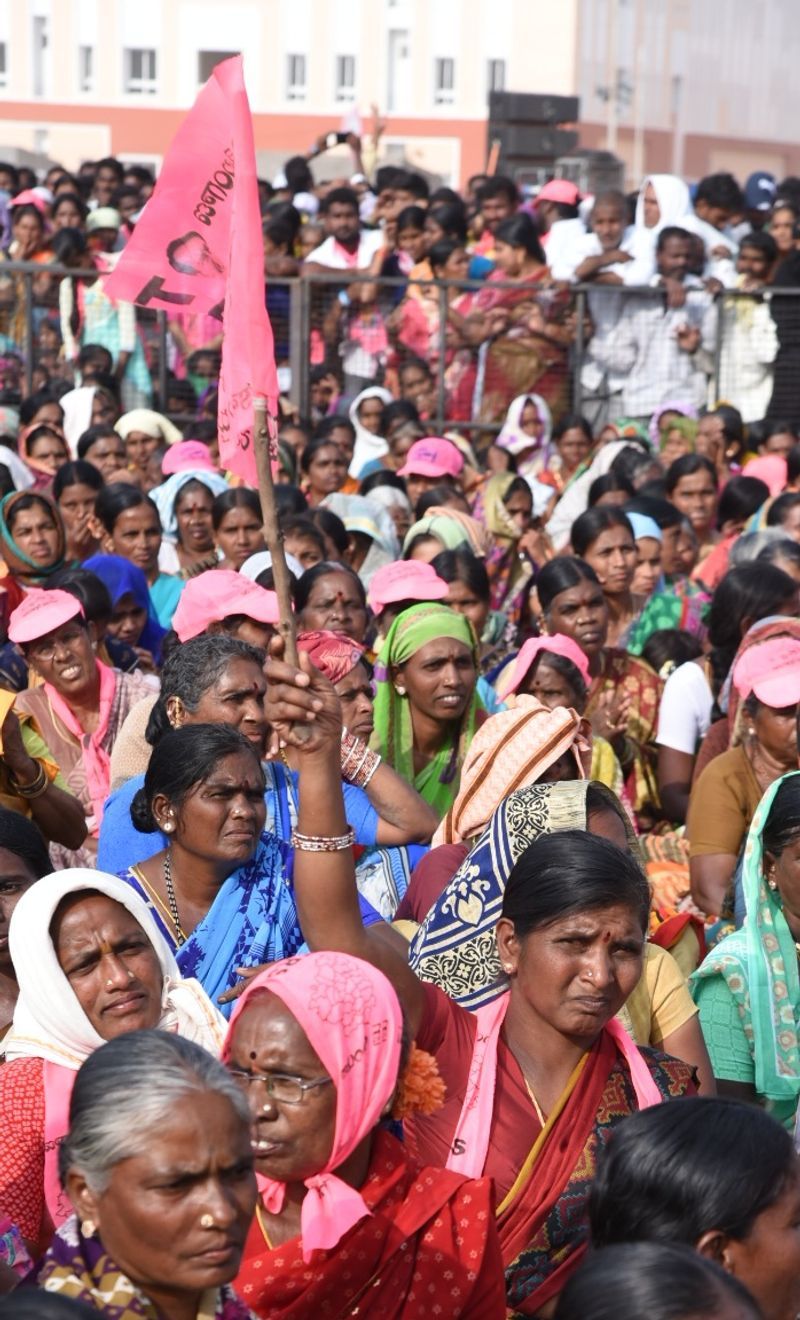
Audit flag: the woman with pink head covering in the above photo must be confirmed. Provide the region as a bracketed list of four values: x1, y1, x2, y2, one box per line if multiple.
[225, 952, 504, 1317]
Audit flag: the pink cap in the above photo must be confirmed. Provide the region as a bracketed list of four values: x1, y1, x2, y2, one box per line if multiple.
[171, 570, 281, 642]
[741, 454, 787, 498]
[8, 589, 83, 645]
[161, 441, 215, 476]
[537, 180, 581, 206]
[499, 634, 591, 700]
[9, 189, 48, 215]
[397, 437, 464, 480]
[367, 559, 449, 615]
[733, 636, 800, 708]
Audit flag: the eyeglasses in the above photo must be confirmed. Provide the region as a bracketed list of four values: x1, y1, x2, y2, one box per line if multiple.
[227, 1068, 333, 1104]
[28, 626, 85, 663]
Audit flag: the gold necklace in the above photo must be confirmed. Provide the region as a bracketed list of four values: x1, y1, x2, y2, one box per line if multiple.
[255, 1202, 273, 1248]
[524, 1076, 547, 1127]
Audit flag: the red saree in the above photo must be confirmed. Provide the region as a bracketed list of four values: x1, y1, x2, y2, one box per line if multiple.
[235, 1130, 505, 1318]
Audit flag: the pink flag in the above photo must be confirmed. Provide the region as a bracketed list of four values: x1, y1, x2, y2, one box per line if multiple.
[103, 55, 277, 483]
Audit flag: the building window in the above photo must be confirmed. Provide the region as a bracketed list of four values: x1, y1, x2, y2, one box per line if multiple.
[124, 47, 158, 95]
[79, 45, 94, 93]
[198, 50, 235, 83]
[32, 15, 49, 98]
[488, 58, 505, 93]
[286, 53, 307, 101]
[335, 54, 356, 102]
[0, 42, 7, 90]
[434, 56, 455, 105]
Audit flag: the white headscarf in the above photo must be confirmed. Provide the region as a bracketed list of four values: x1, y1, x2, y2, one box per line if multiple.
[0, 444, 34, 491]
[495, 393, 554, 476]
[347, 387, 393, 478]
[149, 468, 229, 539]
[115, 408, 183, 447]
[322, 491, 398, 586]
[6, 869, 225, 1068]
[59, 386, 98, 456]
[627, 174, 694, 285]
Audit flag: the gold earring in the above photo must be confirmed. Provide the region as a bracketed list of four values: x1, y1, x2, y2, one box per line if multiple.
[81, 1218, 96, 1238]
[767, 870, 778, 892]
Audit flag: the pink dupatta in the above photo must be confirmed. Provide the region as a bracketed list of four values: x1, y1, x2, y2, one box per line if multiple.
[446, 991, 663, 1178]
[44, 660, 116, 833]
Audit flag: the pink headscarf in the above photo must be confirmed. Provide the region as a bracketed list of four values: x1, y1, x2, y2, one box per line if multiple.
[224, 953, 402, 1261]
[297, 630, 365, 685]
[446, 994, 663, 1179]
[498, 634, 591, 700]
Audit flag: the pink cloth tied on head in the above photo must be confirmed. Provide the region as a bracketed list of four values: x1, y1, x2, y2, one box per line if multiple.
[298, 629, 365, 685]
[498, 634, 591, 700]
[224, 953, 403, 1261]
[742, 453, 788, 498]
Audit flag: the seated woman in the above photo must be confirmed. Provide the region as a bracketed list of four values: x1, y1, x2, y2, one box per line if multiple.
[537, 414, 593, 496]
[533, 557, 662, 828]
[687, 641, 800, 917]
[555, 1242, 760, 1320]
[693, 773, 800, 1127]
[93, 483, 184, 628]
[114, 408, 182, 487]
[151, 467, 229, 578]
[665, 454, 719, 567]
[224, 952, 505, 1317]
[409, 778, 713, 1091]
[588, 1096, 800, 1320]
[656, 563, 798, 824]
[52, 463, 103, 564]
[571, 506, 644, 649]
[213, 489, 265, 572]
[19, 426, 70, 491]
[100, 634, 433, 873]
[10, 589, 151, 868]
[498, 634, 625, 800]
[298, 438, 348, 508]
[431, 548, 513, 707]
[468, 474, 539, 621]
[0, 868, 224, 1255]
[121, 724, 305, 1009]
[82, 553, 166, 670]
[402, 507, 493, 564]
[0, 491, 67, 613]
[371, 602, 482, 819]
[0, 809, 52, 1043]
[259, 650, 695, 1314]
[294, 561, 369, 645]
[34, 1031, 256, 1318]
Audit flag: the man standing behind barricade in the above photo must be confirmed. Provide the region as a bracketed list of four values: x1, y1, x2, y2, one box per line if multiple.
[302, 186, 388, 397]
[591, 226, 712, 424]
[565, 191, 637, 430]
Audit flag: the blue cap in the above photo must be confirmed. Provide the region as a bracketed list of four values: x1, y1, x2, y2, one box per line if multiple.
[626, 512, 662, 543]
[744, 171, 777, 212]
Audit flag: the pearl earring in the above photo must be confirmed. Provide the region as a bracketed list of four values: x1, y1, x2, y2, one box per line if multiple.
[164, 820, 175, 833]
[395, 686, 406, 697]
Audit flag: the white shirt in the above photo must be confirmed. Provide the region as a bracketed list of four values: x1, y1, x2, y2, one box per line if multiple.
[656, 660, 713, 756]
[304, 229, 384, 270]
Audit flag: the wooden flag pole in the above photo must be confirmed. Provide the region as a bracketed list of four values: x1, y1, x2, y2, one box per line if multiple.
[253, 396, 299, 666]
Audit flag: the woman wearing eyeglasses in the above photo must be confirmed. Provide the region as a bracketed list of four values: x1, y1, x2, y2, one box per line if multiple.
[223, 952, 505, 1317]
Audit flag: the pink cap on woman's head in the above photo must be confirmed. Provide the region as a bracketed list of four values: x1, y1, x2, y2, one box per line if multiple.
[499, 634, 592, 700]
[9, 189, 48, 215]
[537, 180, 581, 206]
[732, 637, 800, 708]
[397, 437, 464, 479]
[161, 441, 215, 476]
[171, 570, 281, 642]
[8, 589, 82, 645]
[367, 559, 449, 615]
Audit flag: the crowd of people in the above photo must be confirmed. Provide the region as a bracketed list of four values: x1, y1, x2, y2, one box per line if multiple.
[0, 144, 800, 1319]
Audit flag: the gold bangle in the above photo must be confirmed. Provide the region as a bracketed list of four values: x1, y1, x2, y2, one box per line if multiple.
[290, 827, 355, 853]
[10, 763, 48, 799]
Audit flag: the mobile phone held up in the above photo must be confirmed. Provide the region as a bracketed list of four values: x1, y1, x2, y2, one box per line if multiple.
[325, 131, 350, 149]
